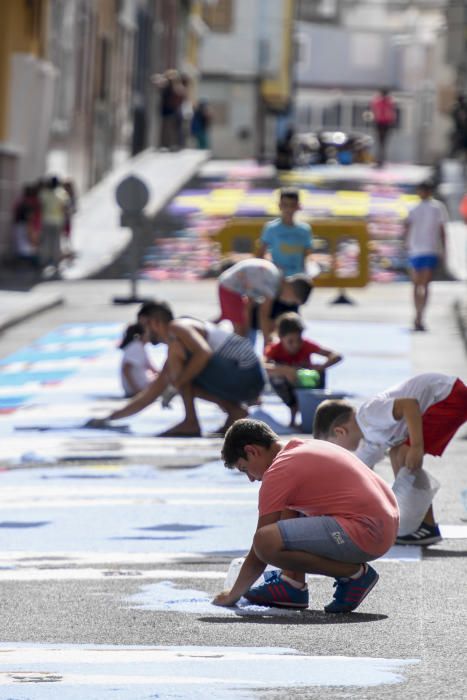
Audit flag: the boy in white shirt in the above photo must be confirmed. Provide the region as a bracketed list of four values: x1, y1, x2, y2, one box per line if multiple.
[404, 181, 447, 331]
[313, 373, 467, 545]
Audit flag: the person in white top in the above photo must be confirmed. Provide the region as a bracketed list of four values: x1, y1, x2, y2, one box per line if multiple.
[403, 181, 448, 331]
[119, 323, 158, 397]
[313, 373, 467, 546]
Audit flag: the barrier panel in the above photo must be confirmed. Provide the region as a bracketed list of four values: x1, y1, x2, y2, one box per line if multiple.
[213, 218, 369, 288]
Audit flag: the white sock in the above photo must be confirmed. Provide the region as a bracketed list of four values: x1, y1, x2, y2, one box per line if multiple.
[349, 564, 366, 580]
[281, 573, 307, 589]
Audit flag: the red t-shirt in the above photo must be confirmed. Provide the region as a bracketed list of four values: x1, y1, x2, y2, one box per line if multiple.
[371, 95, 396, 126]
[258, 439, 399, 556]
[264, 339, 324, 368]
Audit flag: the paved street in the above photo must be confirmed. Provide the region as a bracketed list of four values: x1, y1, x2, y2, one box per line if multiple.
[0, 278, 465, 699]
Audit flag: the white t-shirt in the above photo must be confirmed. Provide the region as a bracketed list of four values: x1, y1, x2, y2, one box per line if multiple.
[355, 373, 457, 468]
[406, 199, 448, 256]
[120, 340, 152, 396]
[219, 259, 282, 301]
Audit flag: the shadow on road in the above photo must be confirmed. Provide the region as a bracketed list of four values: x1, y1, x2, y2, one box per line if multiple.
[423, 548, 467, 558]
[199, 612, 388, 625]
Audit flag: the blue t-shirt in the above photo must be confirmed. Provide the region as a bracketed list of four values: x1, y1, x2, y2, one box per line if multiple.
[261, 218, 312, 276]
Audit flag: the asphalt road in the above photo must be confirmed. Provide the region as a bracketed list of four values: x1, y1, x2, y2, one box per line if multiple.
[0, 278, 465, 699]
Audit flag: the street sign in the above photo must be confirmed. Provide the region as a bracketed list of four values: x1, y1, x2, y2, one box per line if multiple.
[113, 175, 152, 305]
[115, 175, 149, 213]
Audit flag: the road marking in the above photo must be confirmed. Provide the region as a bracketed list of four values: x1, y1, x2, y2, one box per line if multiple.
[0, 644, 418, 695]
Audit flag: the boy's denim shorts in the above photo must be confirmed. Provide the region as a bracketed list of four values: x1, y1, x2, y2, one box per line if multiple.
[277, 515, 375, 564]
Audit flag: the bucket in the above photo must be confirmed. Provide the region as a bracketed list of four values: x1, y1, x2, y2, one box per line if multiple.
[392, 467, 440, 536]
[296, 389, 347, 434]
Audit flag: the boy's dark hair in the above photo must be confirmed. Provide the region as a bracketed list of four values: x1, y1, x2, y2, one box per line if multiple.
[277, 312, 304, 337]
[286, 274, 313, 305]
[222, 419, 279, 469]
[279, 187, 299, 204]
[119, 323, 144, 349]
[418, 180, 434, 193]
[137, 300, 174, 324]
[313, 400, 354, 439]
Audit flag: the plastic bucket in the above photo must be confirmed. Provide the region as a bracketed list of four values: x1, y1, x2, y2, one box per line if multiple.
[296, 389, 347, 433]
[392, 467, 440, 536]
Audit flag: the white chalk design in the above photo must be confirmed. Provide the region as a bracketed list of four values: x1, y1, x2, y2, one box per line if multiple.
[0, 643, 418, 698]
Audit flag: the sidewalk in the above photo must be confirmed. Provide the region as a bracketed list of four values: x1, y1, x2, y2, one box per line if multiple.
[0, 148, 208, 332]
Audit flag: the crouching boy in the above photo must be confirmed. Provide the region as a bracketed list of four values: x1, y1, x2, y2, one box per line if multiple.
[313, 372, 467, 545]
[212, 419, 399, 613]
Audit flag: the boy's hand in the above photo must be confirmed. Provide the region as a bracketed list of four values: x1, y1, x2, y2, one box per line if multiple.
[405, 445, 424, 471]
[212, 591, 239, 607]
[85, 418, 110, 429]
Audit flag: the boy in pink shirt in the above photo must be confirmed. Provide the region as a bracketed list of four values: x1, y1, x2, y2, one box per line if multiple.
[213, 419, 399, 613]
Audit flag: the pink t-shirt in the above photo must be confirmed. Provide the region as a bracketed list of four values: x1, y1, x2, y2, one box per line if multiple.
[258, 439, 399, 556]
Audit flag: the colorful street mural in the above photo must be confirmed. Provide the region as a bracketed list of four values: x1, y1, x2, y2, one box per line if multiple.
[140, 161, 433, 283]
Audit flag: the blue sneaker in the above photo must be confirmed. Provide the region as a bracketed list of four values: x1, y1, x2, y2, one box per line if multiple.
[244, 571, 309, 609]
[324, 564, 379, 614]
[395, 522, 442, 546]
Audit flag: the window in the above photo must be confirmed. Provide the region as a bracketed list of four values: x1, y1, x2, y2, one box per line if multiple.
[322, 103, 341, 128]
[202, 0, 233, 32]
[352, 103, 372, 129]
[209, 100, 229, 126]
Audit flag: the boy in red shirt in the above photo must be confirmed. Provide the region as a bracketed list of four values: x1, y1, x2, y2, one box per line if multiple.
[264, 312, 342, 426]
[213, 419, 399, 613]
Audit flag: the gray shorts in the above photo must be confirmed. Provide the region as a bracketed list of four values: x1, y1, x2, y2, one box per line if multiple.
[277, 515, 375, 564]
[194, 353, 265, 404]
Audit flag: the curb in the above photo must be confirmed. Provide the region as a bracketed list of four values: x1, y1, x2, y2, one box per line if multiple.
[0, 294, 64, 334]
[453, 299, 467, 353]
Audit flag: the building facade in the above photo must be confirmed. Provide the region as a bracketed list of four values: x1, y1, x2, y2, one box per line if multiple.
[0, 0, 54, 259]
[198, 0, 295, 159]
[294, 0, 455, 164]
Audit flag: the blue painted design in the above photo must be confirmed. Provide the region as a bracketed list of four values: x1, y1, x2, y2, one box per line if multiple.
[0, 322, 123, 410]
[0, 521, 50, 529]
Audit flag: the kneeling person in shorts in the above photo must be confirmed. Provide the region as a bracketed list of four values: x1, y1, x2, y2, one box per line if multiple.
[313, 372, 467, 545]
[213, 419, 399, 613]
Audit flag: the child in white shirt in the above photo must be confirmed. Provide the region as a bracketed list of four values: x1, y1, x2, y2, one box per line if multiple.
[404, 181, 447, 331]
[313, 372, 467, 546]
[119, 323, 157, 397]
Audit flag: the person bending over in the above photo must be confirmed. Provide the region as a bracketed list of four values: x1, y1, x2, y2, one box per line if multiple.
[313, 372, 467, 546]
[218, 258, 312, 343]
[89, 301, 265, 437]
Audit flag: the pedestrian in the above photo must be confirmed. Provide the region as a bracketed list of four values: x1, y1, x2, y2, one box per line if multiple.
[274, 126, 295, 170]
[403, 181, 447, 331]
[62, 179, 77, 261]
[153, 70, 184, 150]
[450, 93, 467, 159]
[257, 187, 313, 321]
[12, 184, 41, 267]
[38, 175, 69, 277]
[191, 99, 212, 149]
[119, 323, 158, 398]
[88, 300, 265, 437]
[257, 188, 313, 278]
[370, 88, 397, 167]
[212, 419, 398, 613]
[264, 312, 342, 427]
[313, 372, 467, 546]
[218, 258, 312, 342]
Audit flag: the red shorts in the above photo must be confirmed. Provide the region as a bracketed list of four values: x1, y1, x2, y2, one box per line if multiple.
[407, 379, 467, 456]
[219, 285, 249, 326]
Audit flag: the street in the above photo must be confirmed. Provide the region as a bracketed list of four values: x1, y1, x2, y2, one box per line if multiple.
[0, 278, 465, 699]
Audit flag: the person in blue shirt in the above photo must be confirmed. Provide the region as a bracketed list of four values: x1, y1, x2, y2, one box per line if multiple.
[256, 188, 313, 320]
